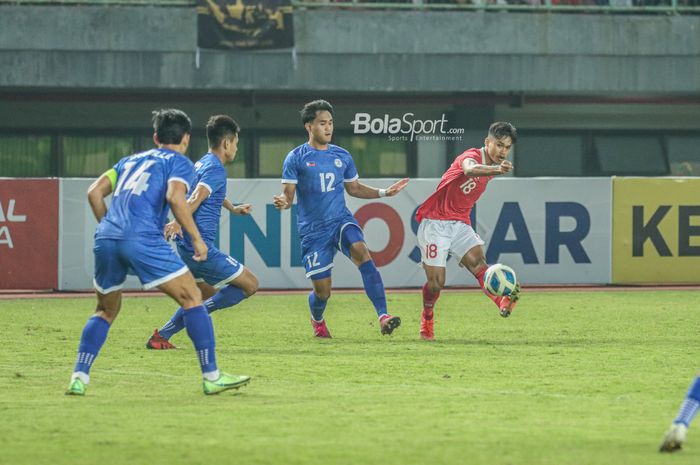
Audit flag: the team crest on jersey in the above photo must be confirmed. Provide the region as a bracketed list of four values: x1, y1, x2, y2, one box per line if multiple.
[334, 159, 343, 168]
[306, 161, 316, 167]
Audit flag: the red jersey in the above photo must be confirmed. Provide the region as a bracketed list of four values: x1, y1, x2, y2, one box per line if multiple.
[415, 147, 493, 225]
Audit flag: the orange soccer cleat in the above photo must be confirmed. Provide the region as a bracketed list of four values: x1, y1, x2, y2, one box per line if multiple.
[311, 319, 332, 338]
[498, 283, 521, 318]
[420, 309, 434, 341]
[145, 328, 178, 350]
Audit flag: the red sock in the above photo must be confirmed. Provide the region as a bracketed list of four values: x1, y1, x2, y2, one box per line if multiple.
[422, 282, 440, 315]
[474, 264, 503, 308]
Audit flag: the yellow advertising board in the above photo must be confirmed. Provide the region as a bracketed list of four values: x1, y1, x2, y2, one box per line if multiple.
[613, 177, 700, 284]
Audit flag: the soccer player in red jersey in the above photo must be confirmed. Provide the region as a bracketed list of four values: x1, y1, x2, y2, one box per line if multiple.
[414, 122, 521, 340]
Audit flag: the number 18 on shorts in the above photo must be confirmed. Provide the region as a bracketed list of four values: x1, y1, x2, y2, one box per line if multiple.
[417, 219, 485, 267]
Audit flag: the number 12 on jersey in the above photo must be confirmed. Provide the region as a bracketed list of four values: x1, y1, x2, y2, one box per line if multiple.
[319, 172, 335, 192]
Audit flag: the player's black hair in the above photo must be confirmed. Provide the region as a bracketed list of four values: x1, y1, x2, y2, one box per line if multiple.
[152, 109, 192, 145]
[206, 114, 240, 149]
[300, 100, 334, 125]
[488, 122, 517, 144]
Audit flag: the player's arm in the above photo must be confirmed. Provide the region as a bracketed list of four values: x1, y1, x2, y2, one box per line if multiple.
[185, 183, 210, 213]
[461, 158, 512, 177]
[164, 183, 210, 238]
[166, 181, 207, 261]
[273, 183, 296, 210]
[223, 198, 252, 215]
[344, 178, 409, 199]
[86, 168, 116, 222]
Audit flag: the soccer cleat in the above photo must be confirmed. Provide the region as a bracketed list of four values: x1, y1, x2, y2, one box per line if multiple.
[65, 378, 87, 396]
[203, 373, 251, 395]
[311, 319, 332, 338]
[380, 314, 401, 335]
[145, 328, 178, 350]
[420, 310, 434, 341]
[659, 423, 687, 453]
[499, 283, 521, 318]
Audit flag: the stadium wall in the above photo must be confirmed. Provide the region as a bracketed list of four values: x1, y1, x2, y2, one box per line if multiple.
[56, 177, 614, 290]
[4, 177, 699, 291]
[1, 6, 699, 94]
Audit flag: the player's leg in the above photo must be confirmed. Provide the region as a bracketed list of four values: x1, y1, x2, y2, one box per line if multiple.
[151, 249, 259, 346]
[341, 223, 400, 335]
[158, 273, 250, 394]
[456, 225, 520, 318]
[309, 276, 332, 338]
[420, 265, 445, 341]
[148, 281, 215, 349]
[67, 238, 127, 395]
[303, 239, 334, 337]
[660, 374, 700, 452]
[416, 219, 451, 340]
[135, 238, 249, 394]
[203, 267, 259, 314]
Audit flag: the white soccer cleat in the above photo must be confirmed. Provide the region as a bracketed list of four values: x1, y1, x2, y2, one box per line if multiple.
[659, 423, 687, 453]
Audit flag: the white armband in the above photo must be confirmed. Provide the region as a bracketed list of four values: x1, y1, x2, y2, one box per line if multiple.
[378, 188, 387, 198]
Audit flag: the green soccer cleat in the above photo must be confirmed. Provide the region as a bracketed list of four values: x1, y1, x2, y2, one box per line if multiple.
[203, 373, 251, 396]
[65, 378, 87, 396]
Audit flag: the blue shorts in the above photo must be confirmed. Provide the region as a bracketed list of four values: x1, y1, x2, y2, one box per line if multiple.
[178, 244, 244, 288]
[93, 237, 189, 294]
[301, 217, 364, 280]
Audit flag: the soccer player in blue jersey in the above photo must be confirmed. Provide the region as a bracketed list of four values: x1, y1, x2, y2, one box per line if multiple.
[145, 114, 259, 349]
[273, 99, 409, 338]
[65, 109, 250, 396]
[659, 374, 700, 452]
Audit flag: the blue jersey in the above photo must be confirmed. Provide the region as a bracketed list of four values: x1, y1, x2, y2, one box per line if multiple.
[282, 143, 359, 237]
[96, 148, 194, 240]
[177, 153, 227, 250]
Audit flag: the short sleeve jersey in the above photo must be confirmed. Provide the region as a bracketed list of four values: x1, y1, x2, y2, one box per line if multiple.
[415, 147, 493, 225]
[281, 143, 359, 236]
[177, 153, 226, 250]
[96, 148, 194, 240]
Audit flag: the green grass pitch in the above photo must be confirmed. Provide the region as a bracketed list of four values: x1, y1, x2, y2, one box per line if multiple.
[0, 289, 698, 465]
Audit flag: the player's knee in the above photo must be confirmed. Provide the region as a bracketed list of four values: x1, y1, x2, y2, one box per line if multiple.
[428, 280, 443, 294]
[315, 289, 331, 301]
[427, 272, 445, 292]
[178, 285, 202, 308]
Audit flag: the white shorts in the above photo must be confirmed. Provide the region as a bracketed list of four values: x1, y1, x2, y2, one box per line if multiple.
[417, 219, 485, 267]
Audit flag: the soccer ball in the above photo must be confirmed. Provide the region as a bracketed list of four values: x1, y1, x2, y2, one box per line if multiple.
[484, 264, 518, 297]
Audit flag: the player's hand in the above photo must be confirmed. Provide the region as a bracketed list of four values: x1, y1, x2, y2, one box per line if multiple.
[233, 203, 252, 215]
[385, 178, 409, 197]
[273, 194, 289, 210]
[499, 160, 513, 174]
[164, 220, 183, 241]
[191, 237, 208, 262]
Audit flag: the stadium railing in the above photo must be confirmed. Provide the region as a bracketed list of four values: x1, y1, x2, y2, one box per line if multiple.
[0, 0, 698, 12]
[291, 0, 700, 13]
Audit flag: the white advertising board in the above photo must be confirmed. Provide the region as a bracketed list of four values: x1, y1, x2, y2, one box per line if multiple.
[59, 178, 612, 290]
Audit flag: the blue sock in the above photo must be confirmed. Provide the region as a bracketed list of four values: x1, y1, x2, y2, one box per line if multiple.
[159, 287, 247, 340]
[204, 286, 247, 313]
[159, 307, 185, 340]
[358, 260, 387, 318]
[183, 305, 217, 376]
[308, 291, 328, 322]
[674, 376, 700, 426]
[73, 316, 110, 377]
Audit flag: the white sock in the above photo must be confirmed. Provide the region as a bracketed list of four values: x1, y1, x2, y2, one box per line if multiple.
[203, 369, 220, 381]
[71, 371, 90, 384]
